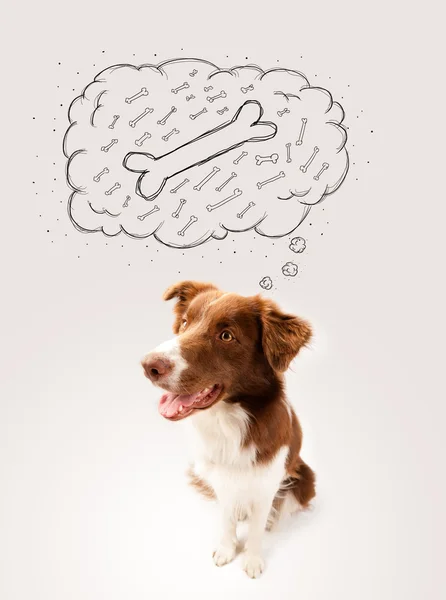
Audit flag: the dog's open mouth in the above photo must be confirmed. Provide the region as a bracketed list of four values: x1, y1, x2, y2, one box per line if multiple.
[158, 384, 223, 420]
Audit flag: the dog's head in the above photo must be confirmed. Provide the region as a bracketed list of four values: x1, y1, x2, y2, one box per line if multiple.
[142, 281, 312, 421]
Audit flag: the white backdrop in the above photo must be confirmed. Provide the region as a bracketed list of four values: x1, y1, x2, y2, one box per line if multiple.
[1, 1, 445, 599]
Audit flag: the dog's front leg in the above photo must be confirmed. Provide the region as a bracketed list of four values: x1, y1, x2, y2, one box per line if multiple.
[212, 502, 238, 567]
[242, 500, 271, 578]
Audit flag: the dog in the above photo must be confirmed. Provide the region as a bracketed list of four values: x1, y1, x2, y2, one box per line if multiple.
[141, 281, 316, 578]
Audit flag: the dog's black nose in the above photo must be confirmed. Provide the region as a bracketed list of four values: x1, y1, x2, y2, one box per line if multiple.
[142, 357, 173, 381]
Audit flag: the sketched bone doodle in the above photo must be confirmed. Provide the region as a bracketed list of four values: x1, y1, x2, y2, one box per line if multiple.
[189, 69, 198, 77]
[277, 108, 290, 117]
[178, 215, 198, 236]
[206, 188, 242, 212]
[105, 182, 121, 195]
[241, 84, 254, 94]
[129, 107, 154, 128]
[296, 118, 307, 146]
[313, 162, 329, 180]
[255, 153, 279, 166]
[215, 172, 237, 192]
[123, 100, 277, 201]
[171, 82, 189, 94]
[300, 147, 319, 173]
[93, 167, 109, 182]
[189, 107, 208, 120]
[162, 128, 179, 142]
[256, 171, 285, 189]
[207, 90, 227, 103]
[170, 178, 189, 193]
[157, 106, 177, 125]
[233, 151, 248, 165]
[125, 87, 149, 104]
[122, 195, 131, 208]
[193, 166, 220, 191]
[135, 132, 151, 147]
[237, 201, 255, 218]
[108, 115, 120, 129]
[286, 143, 292, 163]
[204, 86, 213, 92]
[137, 205, 160, 221]
[217, 107, 229, 115]
[172, 198, 187, 218]
[101, 139, 118, 153]
[186, 94, 195, 102]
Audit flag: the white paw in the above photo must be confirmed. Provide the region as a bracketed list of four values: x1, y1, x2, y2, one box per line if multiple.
[213, 545, 236, 567]
[243, 553, 265, 579]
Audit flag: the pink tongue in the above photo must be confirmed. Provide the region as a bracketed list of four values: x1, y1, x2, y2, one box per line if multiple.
[158, 391, 202, 418]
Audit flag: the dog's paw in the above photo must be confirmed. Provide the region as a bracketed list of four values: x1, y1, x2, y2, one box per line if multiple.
[213, 544, 236, 567]
[242, 553, 265, 579]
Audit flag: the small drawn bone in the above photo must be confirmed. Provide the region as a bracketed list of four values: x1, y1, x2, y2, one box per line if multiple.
[125, 87, 149, 104]
[189, 107, 207, 120]
[101, 139, 118, 152]
[162, 128, 179, 142]
[123, 195, 131, 208]
[255, 153, 279, 166]
[171, 82, 189, 94]
[207, 90, 227, 103]
[237, 201, 255, 218]
[286, 143, 292, 163]
[215, 172, 237, 192]
[313, 162, 329, 181]
[93, 167, 109, 182]
[193, 166, 220, 191]
[204, 86, 213, 92]
[296, 118, 307, 146]
[300, 147, 319, 173]
[108, 115, 120, 129]
[172, 198, 187, 218]
[129, 107, 153, 128]
[241, 84, 254, 94]
[206, 188, 242, 212]
[277, 108, 290, 117]
[256, 172, 285, 189]
[157, 106, 177, 125]
[178, 215, 198, 236]
[137, 205, 160, 221]
[233, 151, 248, 165]
[105, 182, 121, 196]
[217, 106, 229, 115]
[170, 178, 189, 193]
[186, 94, 195, 101]
[189, 69, 198, 77]
[135, 132, 151, 147]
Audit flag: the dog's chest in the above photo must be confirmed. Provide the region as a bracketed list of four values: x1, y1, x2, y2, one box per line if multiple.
[185, 403, 255, 469]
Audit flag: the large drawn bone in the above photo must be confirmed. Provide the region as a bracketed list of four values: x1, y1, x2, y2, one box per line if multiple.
[178, 215, 197, 236]
[123, 100, 277, 201]
[300, 147, 319, 173]
[256, 172, 285, 189]
[206, 188, 242, 212]
[125, 88, 149, 104]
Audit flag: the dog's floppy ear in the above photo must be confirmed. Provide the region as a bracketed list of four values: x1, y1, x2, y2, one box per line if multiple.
[163, 281, 218, 333]
[259, 298, 312, 373]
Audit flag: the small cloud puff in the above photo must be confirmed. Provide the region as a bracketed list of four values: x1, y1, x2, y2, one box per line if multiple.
[289, 237, 306, 254]
[259, 276, 273, 290]
[282, 262, 298, 277]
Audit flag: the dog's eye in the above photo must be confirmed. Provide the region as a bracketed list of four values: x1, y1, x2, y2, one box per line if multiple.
[182, 319, 187, 328]
[220, 330, 233, 342]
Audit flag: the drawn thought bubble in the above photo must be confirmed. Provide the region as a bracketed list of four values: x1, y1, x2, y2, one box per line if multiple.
[64, 58, 349, 248]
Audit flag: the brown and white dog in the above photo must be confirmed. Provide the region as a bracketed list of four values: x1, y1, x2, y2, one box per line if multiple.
[141, 281, 316, 578]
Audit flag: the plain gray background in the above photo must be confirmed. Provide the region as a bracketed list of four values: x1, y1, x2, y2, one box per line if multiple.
[1, 1, 445, 598]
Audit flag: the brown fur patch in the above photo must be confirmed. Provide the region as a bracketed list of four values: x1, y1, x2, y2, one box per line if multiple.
[186, 466, 216, 501]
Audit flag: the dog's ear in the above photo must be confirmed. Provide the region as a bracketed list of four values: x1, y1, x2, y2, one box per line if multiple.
[259, 298, 312, 372]
[163, 281, 218, 333]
